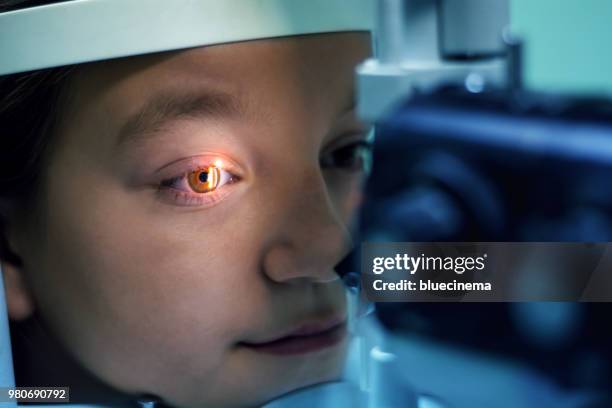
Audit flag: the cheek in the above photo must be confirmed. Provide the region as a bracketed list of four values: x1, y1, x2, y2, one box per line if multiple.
[24, 155, 269, 395]
[22, 128, 352, 404]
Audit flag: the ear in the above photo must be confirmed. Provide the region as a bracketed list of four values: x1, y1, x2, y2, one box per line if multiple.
[1, 261, 35, 321]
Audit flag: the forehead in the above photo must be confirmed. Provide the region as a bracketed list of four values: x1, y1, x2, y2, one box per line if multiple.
[62, 33, 371, 129]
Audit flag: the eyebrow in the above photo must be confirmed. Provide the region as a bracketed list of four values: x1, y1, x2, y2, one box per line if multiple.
[117, 89, 246, 147]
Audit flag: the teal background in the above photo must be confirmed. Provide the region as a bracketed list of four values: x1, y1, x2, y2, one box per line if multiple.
[512, 0, 612, 94]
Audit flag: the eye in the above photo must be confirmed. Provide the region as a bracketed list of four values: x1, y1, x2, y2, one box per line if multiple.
[321, 140, 373, 174]
[158, 159, 239, 207]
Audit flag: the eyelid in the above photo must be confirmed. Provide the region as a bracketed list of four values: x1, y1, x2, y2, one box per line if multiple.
[322, 129, 372, 153]
[154, 153, 243, 180]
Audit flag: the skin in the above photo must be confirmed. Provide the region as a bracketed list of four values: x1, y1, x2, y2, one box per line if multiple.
[2, 33, 371, 407]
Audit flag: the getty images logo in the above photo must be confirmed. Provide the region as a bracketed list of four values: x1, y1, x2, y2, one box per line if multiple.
[371, 253, 488, 275]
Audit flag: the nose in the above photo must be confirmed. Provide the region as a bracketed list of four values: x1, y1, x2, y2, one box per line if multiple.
[262, 167, 353, 284]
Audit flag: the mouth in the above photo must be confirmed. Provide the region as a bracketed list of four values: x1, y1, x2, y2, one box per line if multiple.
[240, 316, 347, 356]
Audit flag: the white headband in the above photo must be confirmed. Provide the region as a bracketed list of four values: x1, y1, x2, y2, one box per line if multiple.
[0, 0, 374, 76]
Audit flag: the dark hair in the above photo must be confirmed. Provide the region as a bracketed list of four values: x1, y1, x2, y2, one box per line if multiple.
[0, 0, 76, 264]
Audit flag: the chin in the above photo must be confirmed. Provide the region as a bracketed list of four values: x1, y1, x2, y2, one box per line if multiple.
[264, 337, 349, 402]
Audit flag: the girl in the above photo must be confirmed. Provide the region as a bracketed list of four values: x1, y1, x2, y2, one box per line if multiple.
[0, 0, 373, 406]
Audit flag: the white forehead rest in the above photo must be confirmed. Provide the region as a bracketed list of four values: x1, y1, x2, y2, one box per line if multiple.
[0, 0, 374, 76]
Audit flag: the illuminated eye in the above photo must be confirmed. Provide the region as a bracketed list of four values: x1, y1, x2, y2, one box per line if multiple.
[187, 166, 227, 193]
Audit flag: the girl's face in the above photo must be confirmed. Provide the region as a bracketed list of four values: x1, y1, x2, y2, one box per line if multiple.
[6, 33, 370, 407]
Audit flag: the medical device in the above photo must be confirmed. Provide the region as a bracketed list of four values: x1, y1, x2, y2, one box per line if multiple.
[355, 1, 612, 407]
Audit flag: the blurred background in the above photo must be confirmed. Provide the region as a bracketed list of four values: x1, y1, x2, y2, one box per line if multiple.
[513, 0, 612, 94]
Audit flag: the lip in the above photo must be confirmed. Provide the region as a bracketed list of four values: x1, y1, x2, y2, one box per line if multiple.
[241, 316, 347, 356]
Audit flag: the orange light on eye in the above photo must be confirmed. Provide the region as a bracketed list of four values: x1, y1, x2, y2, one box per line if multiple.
[187, 166, 221, 193]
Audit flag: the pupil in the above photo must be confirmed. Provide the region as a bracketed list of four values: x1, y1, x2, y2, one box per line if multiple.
[199, 171, 209, 183]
